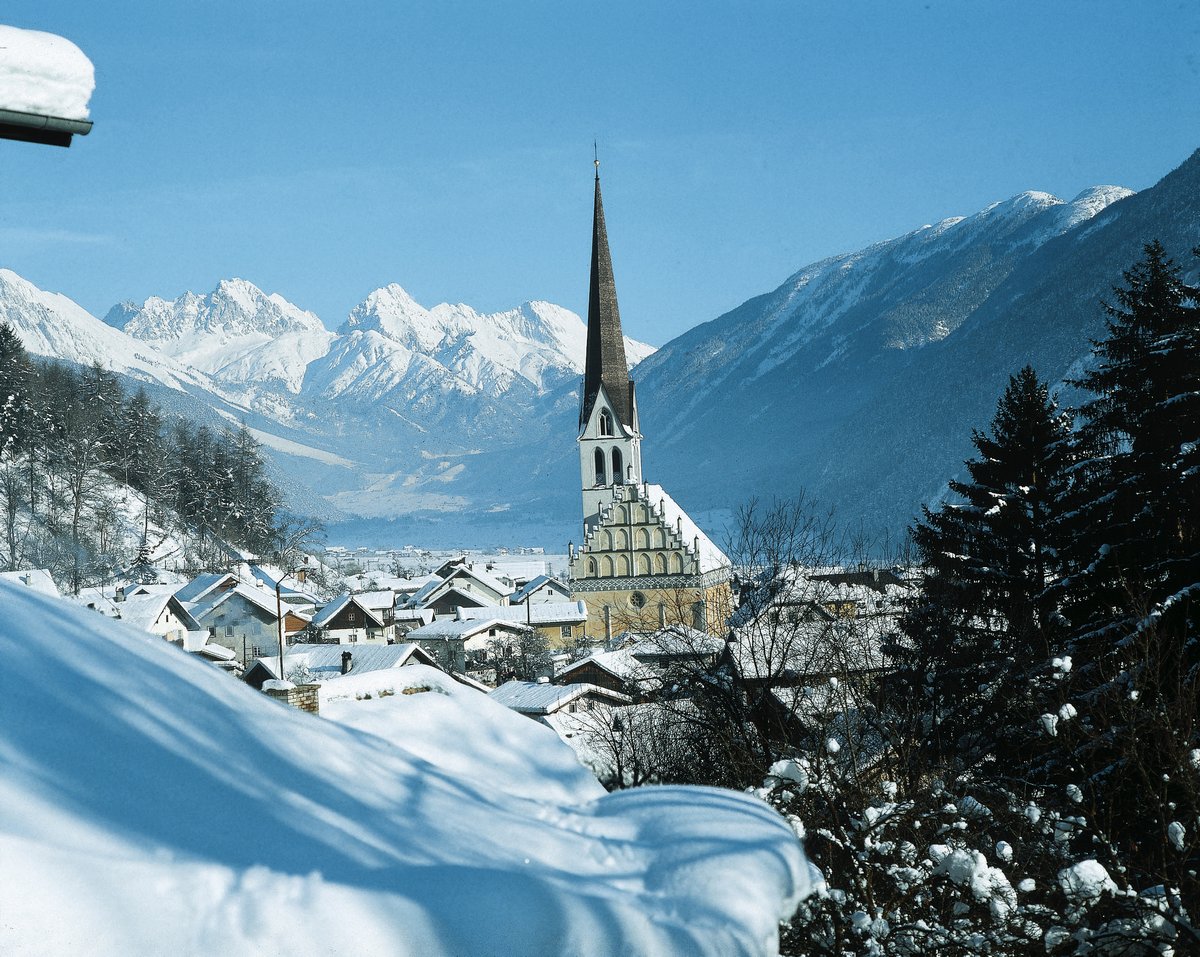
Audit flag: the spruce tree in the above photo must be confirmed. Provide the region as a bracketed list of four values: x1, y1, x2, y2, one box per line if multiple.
[894, 366, 1072, 770]
[1049, 241, 1200, 886]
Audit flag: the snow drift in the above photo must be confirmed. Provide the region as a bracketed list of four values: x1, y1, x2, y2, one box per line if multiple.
[0, 581, 809, 956]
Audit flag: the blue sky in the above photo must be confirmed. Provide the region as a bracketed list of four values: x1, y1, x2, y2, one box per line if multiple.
[2, 1, 1198, 345]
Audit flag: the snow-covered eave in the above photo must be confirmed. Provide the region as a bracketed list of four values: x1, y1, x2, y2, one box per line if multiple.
[0, 106, 92, 147]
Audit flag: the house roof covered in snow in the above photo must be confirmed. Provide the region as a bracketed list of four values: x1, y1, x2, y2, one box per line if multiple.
[509, 575, 570, 604]
[188, 582, 281, 621]
[115, 594, 201, 633]
[408, 617, 530, 642]
[459, 601, 588, 627]
[174, 573, 237, 605]
[490, 680, 631, 716]
[251, 642, 436, 682]
[0, 568, 59, 598]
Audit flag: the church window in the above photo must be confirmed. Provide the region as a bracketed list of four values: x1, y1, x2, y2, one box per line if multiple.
[615, 505, 627, 523]
[593, 448, 606, 486]
[598, 409, 613, 437]
[655, 553, 668, 574]
[671, 552, 684, 574]
[611, 448, 623, 485]
[639, 554, 651, 575]
[602, 555, 615, 576]
[587, 558, 597, 576]
[630, 592, 646, 610]
[618, 554, 631, 576]
[637, 528, 650, 549]
[602, 529, 613, 550]
[615, 528, 629, 550]
[654, 527, 666, 548]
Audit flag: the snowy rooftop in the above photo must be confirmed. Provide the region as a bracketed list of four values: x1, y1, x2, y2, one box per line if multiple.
[408, 617, 530, 640]
[490, 680, 632, 715]
[459, 600, 587, 626]
[509, 574, 568, 604]
[0, 568, 59, 598]
[0, 580, 810, 955]
[0, 25, 94, 120]
[252, 642, 433, 682]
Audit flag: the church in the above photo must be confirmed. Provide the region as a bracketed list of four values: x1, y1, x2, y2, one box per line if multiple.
[567, 164, 732, 640]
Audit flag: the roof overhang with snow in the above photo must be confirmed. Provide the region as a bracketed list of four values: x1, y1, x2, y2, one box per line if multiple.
[0, 25, 95, 148]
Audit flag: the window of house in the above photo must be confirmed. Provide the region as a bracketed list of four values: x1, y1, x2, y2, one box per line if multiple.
[561, 624, 573, 639]
[598, 409, 613, 437]
[225, 625, 233, 637]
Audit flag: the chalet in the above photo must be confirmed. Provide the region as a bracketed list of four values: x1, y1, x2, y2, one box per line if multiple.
[490, 680, 632, 723]
[626, 624, 726, 670]
[509, 574, 573, 605]
[553, 648, 658, 700]
[405, 563, 511, 617]
[406, 616, 532, 673]
[187, 582, 284, 665]
[306, 594, 392, 645]
[458, 600, 589, 648]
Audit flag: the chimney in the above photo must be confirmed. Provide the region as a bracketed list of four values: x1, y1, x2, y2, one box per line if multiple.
[341, 651, 353, 675]
[115, 586, 126, 603]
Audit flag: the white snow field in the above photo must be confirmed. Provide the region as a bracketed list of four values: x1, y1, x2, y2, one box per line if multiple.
[0, 582, 809, 956]
[0, 24, 95, 119]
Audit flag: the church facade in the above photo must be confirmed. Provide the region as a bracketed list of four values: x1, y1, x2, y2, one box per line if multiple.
[567, 166, 732, 640]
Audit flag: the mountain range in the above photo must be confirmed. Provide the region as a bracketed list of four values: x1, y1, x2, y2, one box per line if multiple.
[2, 147, 1198, 547]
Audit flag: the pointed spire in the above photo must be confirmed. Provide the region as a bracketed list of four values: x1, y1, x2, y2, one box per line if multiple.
[580, 165, 635, 431]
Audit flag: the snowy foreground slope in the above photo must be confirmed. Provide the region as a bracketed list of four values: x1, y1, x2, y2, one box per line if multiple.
[0, 583, 809, 957]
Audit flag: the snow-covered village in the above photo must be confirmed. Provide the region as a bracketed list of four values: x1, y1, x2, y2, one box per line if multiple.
[2, 7, 1199, 957]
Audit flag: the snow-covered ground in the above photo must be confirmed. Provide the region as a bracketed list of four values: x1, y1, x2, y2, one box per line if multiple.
[0, 24, 94, 120]
[0, 581, 809, 956]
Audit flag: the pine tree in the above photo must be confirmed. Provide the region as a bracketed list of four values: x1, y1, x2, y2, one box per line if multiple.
[893, 366, 1073, 770]
[1049, 241, 1200, 887]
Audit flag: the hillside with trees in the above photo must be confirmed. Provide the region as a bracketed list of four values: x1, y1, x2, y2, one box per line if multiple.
[0, 323, 312, 591]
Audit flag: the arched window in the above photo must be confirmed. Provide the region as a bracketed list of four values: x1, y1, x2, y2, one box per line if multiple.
[639, 554, 651, 575]
[602, 555, 615, 576]
[587, 557, 597, 576]
[618, 554, 632, 576]
[602, 529, 613, 550]
[598, 409, 613, 437]
[615, 528, 629, 550]
[611, 448, 623, 485]
[637, 528, 650, 550]
[594, 448, 606, 486]
[671, 552, 684, 574]
[656, 553, 668, 574]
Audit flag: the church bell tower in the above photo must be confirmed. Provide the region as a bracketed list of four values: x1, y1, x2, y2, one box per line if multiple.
[578, 161, 643, 535]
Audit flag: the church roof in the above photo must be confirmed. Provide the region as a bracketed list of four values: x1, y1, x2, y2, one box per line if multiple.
[643, 483, 731, 574]
[580, 171, 636, 433]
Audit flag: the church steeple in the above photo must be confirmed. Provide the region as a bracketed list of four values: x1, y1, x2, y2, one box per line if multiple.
[576, 161, 643, 535]
[580, 166, 636, 433]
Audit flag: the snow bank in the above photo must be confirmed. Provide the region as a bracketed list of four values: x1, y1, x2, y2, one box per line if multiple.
[0, 24, 94, 119]
[0, 581, 809, 956]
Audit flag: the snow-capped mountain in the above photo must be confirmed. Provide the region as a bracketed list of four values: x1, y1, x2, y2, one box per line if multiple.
[0, 268, 213, 393]
[7, 147, 1198, 544]
[106, 279, 334, 395]
[630, 150, 1200, 538]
